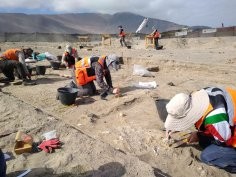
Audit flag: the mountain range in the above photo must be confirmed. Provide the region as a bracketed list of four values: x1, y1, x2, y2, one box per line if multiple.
[0, 12, 185, 34]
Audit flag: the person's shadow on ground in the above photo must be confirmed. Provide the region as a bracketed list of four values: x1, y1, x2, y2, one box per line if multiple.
[74, 97, 96, 105]
[34, 76, 69, 85]
[7, 162, 126, 177]
[120, 86, 137, 94]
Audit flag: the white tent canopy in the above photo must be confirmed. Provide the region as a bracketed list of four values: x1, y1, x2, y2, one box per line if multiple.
[135, 18, 148, 33]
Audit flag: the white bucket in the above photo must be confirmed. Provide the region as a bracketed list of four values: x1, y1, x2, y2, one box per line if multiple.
[42, 130, 57, 140]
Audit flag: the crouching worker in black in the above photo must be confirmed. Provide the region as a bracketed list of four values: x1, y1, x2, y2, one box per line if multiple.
[0, 48, 35, 85]
[70, 54, 120, 99]
[0, 148, 6, 177]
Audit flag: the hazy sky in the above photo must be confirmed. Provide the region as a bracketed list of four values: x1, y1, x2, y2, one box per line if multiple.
[0, 0, 235, 27]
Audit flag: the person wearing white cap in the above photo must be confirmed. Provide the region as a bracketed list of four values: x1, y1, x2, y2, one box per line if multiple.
[69, 54, 120, 99]
[165, 86, 236, 173]
[61, 43, 79, 68]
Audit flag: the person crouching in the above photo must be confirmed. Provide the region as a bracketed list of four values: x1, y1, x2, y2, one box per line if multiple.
[70, 54, 120, 99]
[0, 48, 33, 83]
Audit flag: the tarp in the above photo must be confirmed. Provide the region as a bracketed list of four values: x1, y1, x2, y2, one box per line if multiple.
[136, 18, 148, 33]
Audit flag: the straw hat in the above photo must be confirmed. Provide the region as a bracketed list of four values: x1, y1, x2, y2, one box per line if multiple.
[164, 89, 209, 131]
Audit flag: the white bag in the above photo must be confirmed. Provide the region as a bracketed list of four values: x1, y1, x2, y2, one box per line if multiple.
[44, 52, 57, 61]
[133, 64, 153, 77]
[42, 130, 57, 140]
[134, 81, 157, 89]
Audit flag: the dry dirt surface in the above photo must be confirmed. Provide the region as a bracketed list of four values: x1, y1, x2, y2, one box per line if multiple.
[1, 36, 236, 177]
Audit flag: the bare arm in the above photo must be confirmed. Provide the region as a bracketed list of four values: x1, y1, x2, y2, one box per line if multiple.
[62, 53, 66, 64]
[61, 52, 69, 67]
[150, 30, 155, 36]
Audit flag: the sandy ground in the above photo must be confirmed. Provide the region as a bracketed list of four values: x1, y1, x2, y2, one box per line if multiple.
[1, 36, 236, 177]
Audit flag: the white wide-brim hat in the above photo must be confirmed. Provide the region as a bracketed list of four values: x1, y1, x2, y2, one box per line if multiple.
[164, 89, 209, 131]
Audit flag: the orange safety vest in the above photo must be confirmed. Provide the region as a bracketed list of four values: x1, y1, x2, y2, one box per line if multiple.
[225, 88, 236, 147]
[119, 30, 126, 37]
[75, 56, 106, 86]
[2, 49, 20, 60]
[154, 31, 160, 38]
[195, 88, 236, 147]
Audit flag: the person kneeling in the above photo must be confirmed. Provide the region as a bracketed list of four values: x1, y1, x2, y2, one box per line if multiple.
[69, 54, 120, 99]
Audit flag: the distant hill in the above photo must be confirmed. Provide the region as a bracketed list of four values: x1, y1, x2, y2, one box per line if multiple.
[0, 12, 185, 34]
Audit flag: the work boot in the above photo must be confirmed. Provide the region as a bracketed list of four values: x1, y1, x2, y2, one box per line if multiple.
[0, 78, 14, 83]
[23, 79, 37, 86]
[100, 91, 108, 100]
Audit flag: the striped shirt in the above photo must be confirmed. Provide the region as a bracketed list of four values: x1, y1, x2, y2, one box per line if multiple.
[198, 87, 234, 145]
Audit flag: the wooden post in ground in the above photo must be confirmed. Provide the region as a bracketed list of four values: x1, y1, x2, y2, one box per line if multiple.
[102, 34, 111, 46]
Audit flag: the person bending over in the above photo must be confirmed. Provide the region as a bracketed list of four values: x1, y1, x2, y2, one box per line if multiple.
[165, 86, 236, 173]
[71, 54, 120, 99]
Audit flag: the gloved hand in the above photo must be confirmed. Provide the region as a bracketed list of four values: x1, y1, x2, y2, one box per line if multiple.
[38, 138, 61, 153]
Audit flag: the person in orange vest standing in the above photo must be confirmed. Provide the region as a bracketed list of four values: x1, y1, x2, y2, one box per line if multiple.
[118, 26, 127, 47]
[151, 29, 160, 50]
[0, 48, 33, 83]
[165, 86, 236, 173]
[69, 54, 120, 99]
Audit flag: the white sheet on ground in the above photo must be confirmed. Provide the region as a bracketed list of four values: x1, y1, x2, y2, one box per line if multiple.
[133, 64, 153, 77]
[133, 81, 157, 89]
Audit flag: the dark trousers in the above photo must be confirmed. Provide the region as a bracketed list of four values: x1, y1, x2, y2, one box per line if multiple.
[0, 60, 27, 81]
[0, 149, 6, 177]
[69, 69, 97, 96]
[79, 81, 96, 96]
[200, 144, 236, 173]
[154, 38, 159, 49]
[120, 36, 127, 47]
[69, 80, 96, 96]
